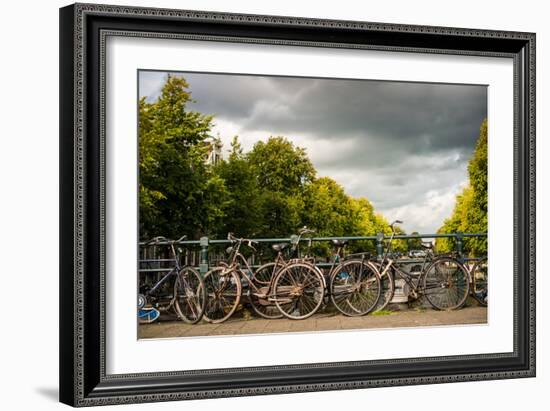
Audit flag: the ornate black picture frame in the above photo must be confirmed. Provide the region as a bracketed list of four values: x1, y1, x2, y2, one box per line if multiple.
[59, 3, 535, 407]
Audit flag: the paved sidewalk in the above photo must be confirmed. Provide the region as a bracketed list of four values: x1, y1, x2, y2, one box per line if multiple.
[139, 305, 487, 339]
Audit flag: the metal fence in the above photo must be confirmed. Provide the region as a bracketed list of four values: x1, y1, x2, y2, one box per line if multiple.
[139, 232, 487, 274]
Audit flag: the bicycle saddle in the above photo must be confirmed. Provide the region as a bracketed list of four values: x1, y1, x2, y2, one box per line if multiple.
[272, 243, 290, 252]
[331, 239, 349, 247]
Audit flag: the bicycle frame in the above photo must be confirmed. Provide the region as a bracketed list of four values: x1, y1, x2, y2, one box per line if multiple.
[143, 264, 179, 296]
[378, 259, 424, 296]
[139, 238, 189, 309]
[223, 239, 271, 296]
[376, 223, 434, 296]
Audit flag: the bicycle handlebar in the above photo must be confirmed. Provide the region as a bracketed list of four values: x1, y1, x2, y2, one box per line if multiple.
[143, 236, 167, 245]
[227, 233, 258, 250]
[298, 226, 316, 235]
[389, 220, 403, 233]
[143, 235, 187, 245]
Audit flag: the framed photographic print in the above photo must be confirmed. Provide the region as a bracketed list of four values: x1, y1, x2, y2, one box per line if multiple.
[59, 3, 535, 407]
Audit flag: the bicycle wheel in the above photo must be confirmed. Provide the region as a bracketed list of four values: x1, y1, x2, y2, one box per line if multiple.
[471, 258, 488, 306]
[330, 260, 381, 316]
[173, 267, 206, 324]
[273, 262, 324, 320]
[248, 281, 284, 319]
[373, 263, 395, 312]
[203, 267, 242, 323]
[423, 257, 470, 310]
[253, 262, 278, 285]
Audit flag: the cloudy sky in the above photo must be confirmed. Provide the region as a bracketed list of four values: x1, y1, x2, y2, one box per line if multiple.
[139, 70, 487, 234]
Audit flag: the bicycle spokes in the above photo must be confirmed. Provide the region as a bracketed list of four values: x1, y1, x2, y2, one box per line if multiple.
[330, 261, 381, 316]
[203, 268, 241, 323]
[424, 258, 469, 310]
[274, 263, 324, 320]
[173, 268, 206, 324]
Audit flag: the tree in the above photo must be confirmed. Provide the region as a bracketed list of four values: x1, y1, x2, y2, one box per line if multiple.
[348, 198, 383, 253]
[213, 136, 262, 237]
[299, 180, 407, 256]
[198, 174, 232, 237]
[302, 177, 355, 237]
[247, 136, 316, 194]
[138, 75, 216, 239]
[436, 119, 488, 256]
[238, 136, 315, 237]
[257, 191, 304, 237]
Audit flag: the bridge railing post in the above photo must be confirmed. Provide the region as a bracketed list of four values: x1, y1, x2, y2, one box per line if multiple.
[199, 236, 209, 275]
[376, 233, 384, 259]
[455, 231, 464, 257]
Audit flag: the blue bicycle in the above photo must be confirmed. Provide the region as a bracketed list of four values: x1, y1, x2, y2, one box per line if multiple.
[138, 236, 206, 324]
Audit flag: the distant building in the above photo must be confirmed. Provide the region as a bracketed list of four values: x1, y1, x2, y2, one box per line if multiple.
[203, 136, 223, 165]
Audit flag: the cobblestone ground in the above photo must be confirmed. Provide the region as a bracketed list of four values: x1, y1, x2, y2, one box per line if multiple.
[139, 304, 487, 339]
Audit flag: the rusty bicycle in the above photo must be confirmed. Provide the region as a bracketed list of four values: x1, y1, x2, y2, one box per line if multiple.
[203, 230, 327, 322]
[203, 233, 324, 323]
[373, 221, 471, 311]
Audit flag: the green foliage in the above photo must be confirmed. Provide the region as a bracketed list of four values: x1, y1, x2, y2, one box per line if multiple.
[300, 177, 354, 255]
[213, 136, 262, 237]
[199, 174, 232, 236]
[257, 191, 304, 237]
[349, 198, 393, 253]
[302, 177, 355, 237]
[139, 75, 216, 239]
[247, 136, 316, 194]
[436, 119, 488, 256]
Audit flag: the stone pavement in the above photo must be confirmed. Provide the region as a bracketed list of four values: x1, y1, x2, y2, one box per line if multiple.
[138, 305, 487, 339]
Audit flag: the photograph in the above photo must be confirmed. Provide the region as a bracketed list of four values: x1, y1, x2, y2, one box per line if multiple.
[136, 70, 489, 339]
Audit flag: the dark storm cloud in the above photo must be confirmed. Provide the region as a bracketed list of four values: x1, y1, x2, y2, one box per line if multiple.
[140, 71, 486, 152]
[182, 73, 486, 152]
[138, 70, 487, 233]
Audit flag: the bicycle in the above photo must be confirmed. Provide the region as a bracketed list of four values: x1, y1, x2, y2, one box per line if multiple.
[202, 233, 284, 323]
[325, 240, 382, 316]
[203, 230, 327, 322]
[269, 227, 326, 320]
[374, 221, 470, 311]
[467, 257, 488, 306]
[138, 236, 206, 324]
[374, 243, 437, 311]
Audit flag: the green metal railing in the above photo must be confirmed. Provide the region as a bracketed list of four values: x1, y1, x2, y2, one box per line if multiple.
[139, 232, 487, 274]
